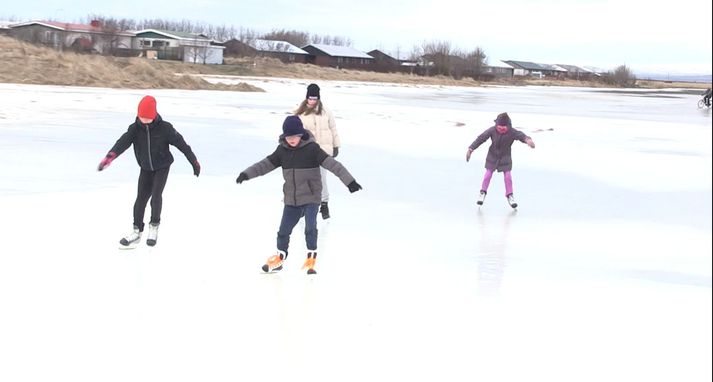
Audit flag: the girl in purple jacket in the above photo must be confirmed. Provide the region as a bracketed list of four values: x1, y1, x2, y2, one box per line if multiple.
[466, 113, 535, 208]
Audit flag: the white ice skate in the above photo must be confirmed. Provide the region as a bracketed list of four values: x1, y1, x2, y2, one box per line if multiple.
[506, 194, 518, 209]
[146, 223, 159, 247]
[119, 226, 141, 249]
[477, 190, 487, 206]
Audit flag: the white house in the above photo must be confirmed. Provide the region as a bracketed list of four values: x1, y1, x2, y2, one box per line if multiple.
[133, 29, 224, 65]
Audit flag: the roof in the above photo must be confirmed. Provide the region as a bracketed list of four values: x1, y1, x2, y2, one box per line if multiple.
[556, 64, 586, 72]
[504, 60, 548, 71]
[486, 60, 516, 69]
[249, 39, 308, 54]
[134, 29, 210, 41]
[304, 44, 373, 59]
[540, 63, 568, 72]
[368, 49, 397, 58]
[10, 20, 134, 36]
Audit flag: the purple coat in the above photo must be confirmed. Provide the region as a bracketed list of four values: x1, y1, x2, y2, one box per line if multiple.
[469, 125, 530, 172]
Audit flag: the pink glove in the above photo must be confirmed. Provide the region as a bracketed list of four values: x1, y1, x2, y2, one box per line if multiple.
[97, 152, 117, 171]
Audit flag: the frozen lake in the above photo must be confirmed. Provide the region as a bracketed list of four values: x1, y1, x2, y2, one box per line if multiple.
[0, 79, 710, 381]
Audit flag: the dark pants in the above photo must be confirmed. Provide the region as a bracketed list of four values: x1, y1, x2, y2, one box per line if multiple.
[133, 167, 170, 231]
[276, 203, 319, 253]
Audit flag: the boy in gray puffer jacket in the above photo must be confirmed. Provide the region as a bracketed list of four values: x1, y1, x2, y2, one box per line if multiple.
[236, 116, 362, 274]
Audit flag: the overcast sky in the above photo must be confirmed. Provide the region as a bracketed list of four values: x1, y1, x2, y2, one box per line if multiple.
[2, 0, 711, 74]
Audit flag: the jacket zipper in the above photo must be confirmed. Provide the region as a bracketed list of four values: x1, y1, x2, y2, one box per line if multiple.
[145, 124, 154, 171]
[290, 151, 297, 204]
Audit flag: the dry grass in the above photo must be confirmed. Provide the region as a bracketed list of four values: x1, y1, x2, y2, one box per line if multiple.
[1, 35, 708, 91]
[0, 35, 263, 91]
[635, 79, 709, 89]
[220, 57, 484, 86]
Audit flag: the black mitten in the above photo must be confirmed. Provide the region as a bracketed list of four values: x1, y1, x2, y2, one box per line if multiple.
[347, 180, 362, 193]
[236, 172, 248, 184]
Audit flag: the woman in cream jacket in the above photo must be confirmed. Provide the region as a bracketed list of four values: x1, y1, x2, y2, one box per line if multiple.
[295, 83, 341, 220]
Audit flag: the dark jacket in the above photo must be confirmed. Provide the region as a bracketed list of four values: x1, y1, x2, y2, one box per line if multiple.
[109, 114, 197, 171]
[469, 125, 530, 172]
[242, 131, 355, 206]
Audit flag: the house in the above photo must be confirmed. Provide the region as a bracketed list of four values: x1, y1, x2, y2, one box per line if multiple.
[556, 64, 599, 80]
[133, 29, 224, 64]
[503, 60, 547, 77]
[301, 44, 373, 69]
[0, 20, 14, 35]
[484, 60, 515, 78]
[9, 20, 133, 54]
[367, 49, 403, 72]
[504, 60, 567, 78]
[222, 38, 310, 63]
[539, 63, 568, 78]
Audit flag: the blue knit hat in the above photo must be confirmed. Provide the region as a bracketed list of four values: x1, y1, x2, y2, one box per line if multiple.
[283, 116, 306, 136]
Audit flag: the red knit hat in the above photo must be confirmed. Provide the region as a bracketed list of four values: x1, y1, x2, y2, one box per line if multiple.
[137, 95, 157, 120]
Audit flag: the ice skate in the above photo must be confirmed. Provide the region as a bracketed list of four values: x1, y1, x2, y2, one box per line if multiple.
[302, 251, 317, 275]
[146, 223, 159, 246]
[506, 193, 518, 209]
[477, 190, 487, 205]
[119, 225, 141, 249]
[262, 250, 287, 273]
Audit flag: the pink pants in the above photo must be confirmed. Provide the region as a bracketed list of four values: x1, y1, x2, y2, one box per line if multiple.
[481, 169, 513, 196]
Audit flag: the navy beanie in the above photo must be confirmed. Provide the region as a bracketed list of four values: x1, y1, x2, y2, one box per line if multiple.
[283, 116, 306, 136]
[306, 83, 320, 99]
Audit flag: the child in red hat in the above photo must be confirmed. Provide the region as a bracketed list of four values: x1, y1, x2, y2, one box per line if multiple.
[97, 95, 200, 248]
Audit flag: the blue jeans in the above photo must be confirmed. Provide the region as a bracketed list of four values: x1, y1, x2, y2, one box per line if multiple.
[276, 203, 319, 253]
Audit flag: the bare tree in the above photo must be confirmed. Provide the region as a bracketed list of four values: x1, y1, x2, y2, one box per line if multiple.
[607, 64, 637, 87]
[421, 40, 452, 76]
[262, 29, 310, 46]
[465, 47, 487, 79]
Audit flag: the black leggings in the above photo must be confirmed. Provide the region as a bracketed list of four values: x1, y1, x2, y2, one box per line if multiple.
[133, 167, 170, 231]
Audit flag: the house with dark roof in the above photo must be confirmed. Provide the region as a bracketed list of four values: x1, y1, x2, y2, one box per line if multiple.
[556, 64, 600, 80]
[222, 38, 310, 63]
[367, 49, 403, 72]
[9, 20, 133, 53]
[504, 60, 567, 78]
[133, 29, 224, 64]
[302, 44, 373, 69]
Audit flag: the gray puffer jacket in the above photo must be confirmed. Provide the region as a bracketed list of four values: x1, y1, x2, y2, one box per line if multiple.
[241, 132, 355, 206]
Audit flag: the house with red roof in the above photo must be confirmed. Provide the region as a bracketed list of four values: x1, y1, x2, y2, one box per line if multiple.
[9, 20, 133, 54]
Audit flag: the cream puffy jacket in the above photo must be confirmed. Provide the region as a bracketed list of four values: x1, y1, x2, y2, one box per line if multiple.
[298, 108, 340, 156]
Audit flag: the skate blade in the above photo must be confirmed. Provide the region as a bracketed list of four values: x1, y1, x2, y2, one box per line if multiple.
[261, 264, 283, 274]
[118, 243, 140, 250]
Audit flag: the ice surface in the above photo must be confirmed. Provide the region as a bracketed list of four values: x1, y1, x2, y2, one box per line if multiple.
[0, 79, 710, 381]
